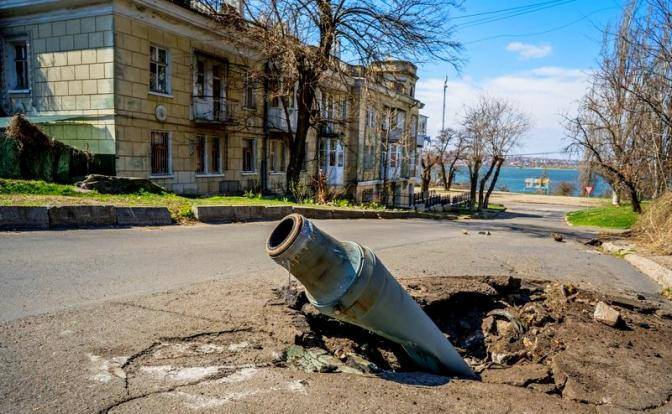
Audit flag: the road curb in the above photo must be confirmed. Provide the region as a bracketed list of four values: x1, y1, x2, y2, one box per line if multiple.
[0, 206, 49, 230]
[192, 205, 425, 223]
[623, 254, 672, 288]
[0, 206, 173, 230]
[116, 207, 173, 226]
[601, 241, 672, 288]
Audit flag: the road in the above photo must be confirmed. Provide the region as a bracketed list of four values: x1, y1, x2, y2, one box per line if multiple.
[0, 202, 659, 322]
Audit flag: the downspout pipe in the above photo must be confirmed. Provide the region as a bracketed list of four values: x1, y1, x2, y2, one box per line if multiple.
[261, 61, 270, 194]
[267, 214, 474, 377]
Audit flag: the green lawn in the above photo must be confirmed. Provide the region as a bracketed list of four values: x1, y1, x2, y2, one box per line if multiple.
[566, 204, 640, 229]
[0, 179, 386, 222]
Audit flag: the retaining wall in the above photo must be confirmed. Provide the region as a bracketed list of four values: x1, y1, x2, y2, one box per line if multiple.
[193, 205, 420, 223]
[0, 205, 173, 230]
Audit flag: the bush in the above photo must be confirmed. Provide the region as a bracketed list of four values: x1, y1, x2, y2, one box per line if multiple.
[554, 181, 576, 196]
[634, 191, 672, 254]
[2, 114, 94, 183]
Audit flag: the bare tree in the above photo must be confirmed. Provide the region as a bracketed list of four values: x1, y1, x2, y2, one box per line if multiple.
[442, 131, 467, 192]
[203, 0, 462, 194]
[462, 96, 530, 211]
[567, 0, 672, 212]
[420, 146, 438, 194]
[433, 128, 457, 191]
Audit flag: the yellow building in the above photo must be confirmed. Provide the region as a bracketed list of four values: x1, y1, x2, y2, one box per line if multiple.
[0, 0, 427, 205]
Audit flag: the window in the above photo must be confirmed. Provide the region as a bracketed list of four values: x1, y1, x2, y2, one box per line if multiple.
[340, 100, 347, 120]
[366, 107, 376, 129]
[389, 144, 398, 169]
[212, 65, 224, 120]
[196, 135, 206, 174]
[397, 111, 406, 130]
[149, 45, 169, 94]
[270, 140, 285, 173]
[195, 59, 205, 97]
[195, 135, 223, 175]
[13, 41, 28, 90]
[151, 131, 171, 176]
[242, 139, 256, 172]
[210, 137, 221, 173]
[244, 73, 256, 109]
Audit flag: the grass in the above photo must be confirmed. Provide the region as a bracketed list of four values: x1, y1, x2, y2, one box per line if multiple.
[0, 179, 391, 223]
[662, 287, 672, 301]
[566, 204, 641, 229]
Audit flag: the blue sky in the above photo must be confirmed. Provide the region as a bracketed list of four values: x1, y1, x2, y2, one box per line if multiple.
[416, 0, 626, 157]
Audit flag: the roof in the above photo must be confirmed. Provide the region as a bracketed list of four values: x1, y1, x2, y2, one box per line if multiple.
[0, 114, 104, 128]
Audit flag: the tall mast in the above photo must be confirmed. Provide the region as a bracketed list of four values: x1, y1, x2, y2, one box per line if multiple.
[441, 75, 448, 132]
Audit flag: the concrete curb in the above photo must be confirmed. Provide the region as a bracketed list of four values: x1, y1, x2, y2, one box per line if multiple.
[116, 207, 173, 226]
[623, 255, 672, 289]
[0, 206, 173, 230]
[192, 205, 427, 223]
[48, 205, 117, 228]
[0, 206, 49, 230]
[601, 241, 672, 288]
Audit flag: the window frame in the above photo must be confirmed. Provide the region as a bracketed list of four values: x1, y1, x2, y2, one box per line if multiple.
[269, 139, 286, 173]
[149, 45, 171, 96]
[243, 72, 256, 110]
[5, 37, 30, 94]
[150, 130, 173, 177]
[242, 138, 257, 173]
[195, 135, 225, 177]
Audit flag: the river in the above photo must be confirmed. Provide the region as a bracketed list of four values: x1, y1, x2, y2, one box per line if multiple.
[450, 167, 609, 197]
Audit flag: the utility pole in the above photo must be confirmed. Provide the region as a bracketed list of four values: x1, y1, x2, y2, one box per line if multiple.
[441, 75, 448, 133]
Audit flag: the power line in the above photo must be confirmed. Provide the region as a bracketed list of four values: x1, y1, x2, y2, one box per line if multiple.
[464, 6, 619, 44]
[454, 0, 577, 29]
[451, 0, 569, 20]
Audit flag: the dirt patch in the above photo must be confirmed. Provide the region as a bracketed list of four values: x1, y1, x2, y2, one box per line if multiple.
[276, 276, 672, 411]
[110, 276, 672, 413]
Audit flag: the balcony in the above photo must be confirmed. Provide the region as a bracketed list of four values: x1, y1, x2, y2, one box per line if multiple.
[268, 107, 297, 132]
[416, 134, 429, 147]
[192, 97, 235, 124]
[319, 119, 344, 137]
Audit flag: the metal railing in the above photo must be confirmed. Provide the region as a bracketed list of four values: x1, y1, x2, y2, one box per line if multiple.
[412, 190, 471, 209]
[193, 97, 235, 123]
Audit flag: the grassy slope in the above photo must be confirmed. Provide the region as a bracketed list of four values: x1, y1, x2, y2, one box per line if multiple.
[0, 179, 389, 222]
[566, 204, 640, 229]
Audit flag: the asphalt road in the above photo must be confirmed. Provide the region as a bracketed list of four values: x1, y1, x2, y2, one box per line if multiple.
[0, 202, 659, 322]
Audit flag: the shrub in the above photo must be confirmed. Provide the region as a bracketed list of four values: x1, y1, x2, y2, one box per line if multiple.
[554, 181, 576, 196]
[634, 191, 672, 254]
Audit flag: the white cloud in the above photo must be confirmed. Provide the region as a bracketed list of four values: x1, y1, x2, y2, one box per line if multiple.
[415, 66, 591, 155]
[506, 42, 553, 59]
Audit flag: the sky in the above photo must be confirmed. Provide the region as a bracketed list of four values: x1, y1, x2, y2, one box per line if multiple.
[415, 0, 627, 158]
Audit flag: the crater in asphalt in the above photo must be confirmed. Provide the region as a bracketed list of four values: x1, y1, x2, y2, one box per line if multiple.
[94, 276, 672, 413]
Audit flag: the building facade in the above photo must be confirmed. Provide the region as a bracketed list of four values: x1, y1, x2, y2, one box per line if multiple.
[0, 0, 427, 205]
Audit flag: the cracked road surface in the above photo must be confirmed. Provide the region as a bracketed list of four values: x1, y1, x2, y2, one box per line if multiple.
[0, 201, 659, 322]
[1, 201, 669, 414]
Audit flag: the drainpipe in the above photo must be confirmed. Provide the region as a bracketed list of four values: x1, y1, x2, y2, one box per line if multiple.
[266, 214, 474, 377]
[261, 61, 270, 194]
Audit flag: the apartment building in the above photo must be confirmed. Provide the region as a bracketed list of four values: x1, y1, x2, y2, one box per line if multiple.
[0, 0, 427, 205]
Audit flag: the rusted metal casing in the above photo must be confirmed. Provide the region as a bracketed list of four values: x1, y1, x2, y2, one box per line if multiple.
[267, 214, 473, 377]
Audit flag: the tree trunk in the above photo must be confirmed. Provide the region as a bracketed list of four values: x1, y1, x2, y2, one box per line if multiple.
[446, 158, 459, 192]
[468, 160, 481, 211]
[440, 162, 449, 190]
[421, 162, 432, 193]
[477, 160, 497, 212]
[625, 182, 642, 213]
[611, 186, 621, 205]
[285, 74, 316, 195]
[483, 157, 504, 209]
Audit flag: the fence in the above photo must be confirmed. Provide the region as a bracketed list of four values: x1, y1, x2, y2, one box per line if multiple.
[411, 190, 471, 210]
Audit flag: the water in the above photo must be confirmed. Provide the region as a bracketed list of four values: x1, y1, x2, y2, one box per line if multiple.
[451, 167, 609, 197]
